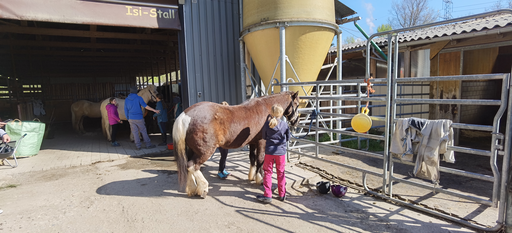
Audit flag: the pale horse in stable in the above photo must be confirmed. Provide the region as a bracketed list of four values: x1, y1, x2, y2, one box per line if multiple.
[99, 85, 158, 141]
[70, 100, 102, 134]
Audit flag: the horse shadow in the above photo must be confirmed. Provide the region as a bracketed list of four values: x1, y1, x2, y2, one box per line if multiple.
[94, 151, 465, 232]
[96, 169, 180, 197]
[94, 161, 257, 200]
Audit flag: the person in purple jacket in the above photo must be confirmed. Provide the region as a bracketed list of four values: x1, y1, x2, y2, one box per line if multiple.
[106, 97, 123, 147]
[257, 104, 290, 204]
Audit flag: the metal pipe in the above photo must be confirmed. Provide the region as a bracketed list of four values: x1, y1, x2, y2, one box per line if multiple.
[397, 98, 501, 105]
[337, 28, 343, 143]
[241, 20, 339, 39]
[388, 176, 493, 205]
[503, 74, 512, 228]
[354, 21, 388, 60]
[279, 24, 287, 91]
[451, 123, 493, 131]
[315, 83, 320, 156]
[385, 33, 393, 195]
[364, 188, 502, 232]
[239, 40, 246, 103]
[397, 74, 508, 82]
[292, 152, 383, 177]
[490, 74, 510, 207]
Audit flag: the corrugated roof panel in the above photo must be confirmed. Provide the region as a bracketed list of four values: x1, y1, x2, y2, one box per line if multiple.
[336, 13, 512, 52]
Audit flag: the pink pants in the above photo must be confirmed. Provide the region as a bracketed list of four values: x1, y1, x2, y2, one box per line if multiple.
[263, 154, 286, 198]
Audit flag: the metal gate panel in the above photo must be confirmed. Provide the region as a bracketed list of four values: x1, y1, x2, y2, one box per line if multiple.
[280, 9, 512, 232]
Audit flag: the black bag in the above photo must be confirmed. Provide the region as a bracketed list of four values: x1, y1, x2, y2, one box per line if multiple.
[316, 181, 331, 194]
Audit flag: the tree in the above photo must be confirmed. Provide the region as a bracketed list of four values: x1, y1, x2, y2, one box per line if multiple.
[344, 36, 356, 44]
[388, 0, 439, 29]
[377, 24, 393, 37]
[487, 0, 512, 11]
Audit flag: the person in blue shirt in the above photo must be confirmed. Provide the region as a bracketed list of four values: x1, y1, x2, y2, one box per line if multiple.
[171, 92, 182, 120]
[0, 122, 11, 143]
[124, 86, 160, 151]
[257, 104, 290, 203]
[153, 94, 168, 147]
[0, 121, 9, 214]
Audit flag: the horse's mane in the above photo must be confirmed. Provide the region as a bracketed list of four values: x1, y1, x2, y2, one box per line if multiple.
[240, 91, 292, 106]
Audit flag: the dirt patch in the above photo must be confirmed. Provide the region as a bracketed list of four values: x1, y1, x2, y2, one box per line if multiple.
[0, 151, 478, 232]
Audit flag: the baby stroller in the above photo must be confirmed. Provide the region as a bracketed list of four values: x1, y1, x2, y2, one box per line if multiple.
[0, 133, 27, 168]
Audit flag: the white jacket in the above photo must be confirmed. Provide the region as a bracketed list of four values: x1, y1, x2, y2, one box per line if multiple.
[390, 118, 454, 184]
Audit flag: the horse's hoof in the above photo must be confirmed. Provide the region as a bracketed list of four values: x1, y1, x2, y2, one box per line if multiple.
[255, 173, 263, 184]
[200, 191, 208, 199]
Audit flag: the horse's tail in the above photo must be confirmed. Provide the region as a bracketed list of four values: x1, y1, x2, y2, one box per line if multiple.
[172, 112, 191, 189]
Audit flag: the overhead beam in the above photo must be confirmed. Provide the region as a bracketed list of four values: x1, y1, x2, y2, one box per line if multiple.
[0, 39, 177, 51]
[0, 49, 169, 58]
[0, 56, 175, 63]
[0, 25, 178, 41]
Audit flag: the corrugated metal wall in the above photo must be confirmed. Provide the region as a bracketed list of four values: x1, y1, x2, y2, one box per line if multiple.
[180, 0, 241, 108]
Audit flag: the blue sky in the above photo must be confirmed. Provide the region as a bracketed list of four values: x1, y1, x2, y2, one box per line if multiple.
[339, 0, 507, 43]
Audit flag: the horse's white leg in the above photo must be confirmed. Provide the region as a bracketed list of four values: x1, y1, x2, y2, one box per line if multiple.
[186, 166, 198, 196]
[71, 111, 77, 132]
[255, 170, 263, 185]
[193, 169, 209, 198]
[107, 121, 112, 141]
[248, 165, 256, 181]
[79, 116, 85, 134]
[102, 118, 107, 137]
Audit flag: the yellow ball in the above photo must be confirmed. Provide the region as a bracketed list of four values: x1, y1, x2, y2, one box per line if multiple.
[351, 113, 372, 133]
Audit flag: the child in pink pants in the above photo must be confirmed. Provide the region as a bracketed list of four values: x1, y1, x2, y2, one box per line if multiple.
[257, 104, 291, 203]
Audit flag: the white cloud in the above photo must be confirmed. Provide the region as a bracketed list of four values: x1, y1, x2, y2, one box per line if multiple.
[364, 2, 376, 33]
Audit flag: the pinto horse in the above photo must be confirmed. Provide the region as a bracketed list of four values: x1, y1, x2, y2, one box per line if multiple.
[99, 85, 158, 141]
[173, 91, 300, 198]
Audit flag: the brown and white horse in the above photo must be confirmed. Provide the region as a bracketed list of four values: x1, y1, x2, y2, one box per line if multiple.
[173, 91, 300, 198]
[71, 100, 102, 134]
[99, 85, 158, 141]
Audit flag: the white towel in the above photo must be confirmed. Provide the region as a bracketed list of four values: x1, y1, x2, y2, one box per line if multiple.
[390, 118, 454, 184]
[413, 119, 454, 184]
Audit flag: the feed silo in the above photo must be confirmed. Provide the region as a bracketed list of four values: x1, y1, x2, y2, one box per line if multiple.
[240, 0, 340, 102]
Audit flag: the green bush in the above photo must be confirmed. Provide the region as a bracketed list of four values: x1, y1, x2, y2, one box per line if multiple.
[305, 133, 332, 142]
[340, 129, 384, 152]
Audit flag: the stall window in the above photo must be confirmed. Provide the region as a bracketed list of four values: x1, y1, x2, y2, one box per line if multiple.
[411, 49, 430, 77]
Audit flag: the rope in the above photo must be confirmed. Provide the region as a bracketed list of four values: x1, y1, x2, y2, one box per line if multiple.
[364, 77, 375, 110]
[291, 109, 318, 139]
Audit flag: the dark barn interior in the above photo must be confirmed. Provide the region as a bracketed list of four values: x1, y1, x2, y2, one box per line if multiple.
[0, 18, 181, 134]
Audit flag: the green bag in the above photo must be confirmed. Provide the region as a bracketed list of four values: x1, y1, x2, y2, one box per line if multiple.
[6, 119, 46, 157]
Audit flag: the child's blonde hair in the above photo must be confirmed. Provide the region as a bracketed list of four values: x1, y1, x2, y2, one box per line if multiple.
[269, 104, 284, 128]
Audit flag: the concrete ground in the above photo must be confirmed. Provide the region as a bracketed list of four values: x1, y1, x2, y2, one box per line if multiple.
[0, 125, 482, 232]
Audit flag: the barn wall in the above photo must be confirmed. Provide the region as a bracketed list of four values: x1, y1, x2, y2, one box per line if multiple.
[0, 79, 129, 123]
[429, 51, 461, 121]
[180, 0, 242, 108]
[460, 47, 500, 124]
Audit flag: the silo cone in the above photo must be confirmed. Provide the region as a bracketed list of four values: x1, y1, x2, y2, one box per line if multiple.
[243, 0, 336, 103]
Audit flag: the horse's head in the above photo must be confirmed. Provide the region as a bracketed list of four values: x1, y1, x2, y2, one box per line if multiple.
[139, 85, 158, 103]
[284, 91, 300, 128]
